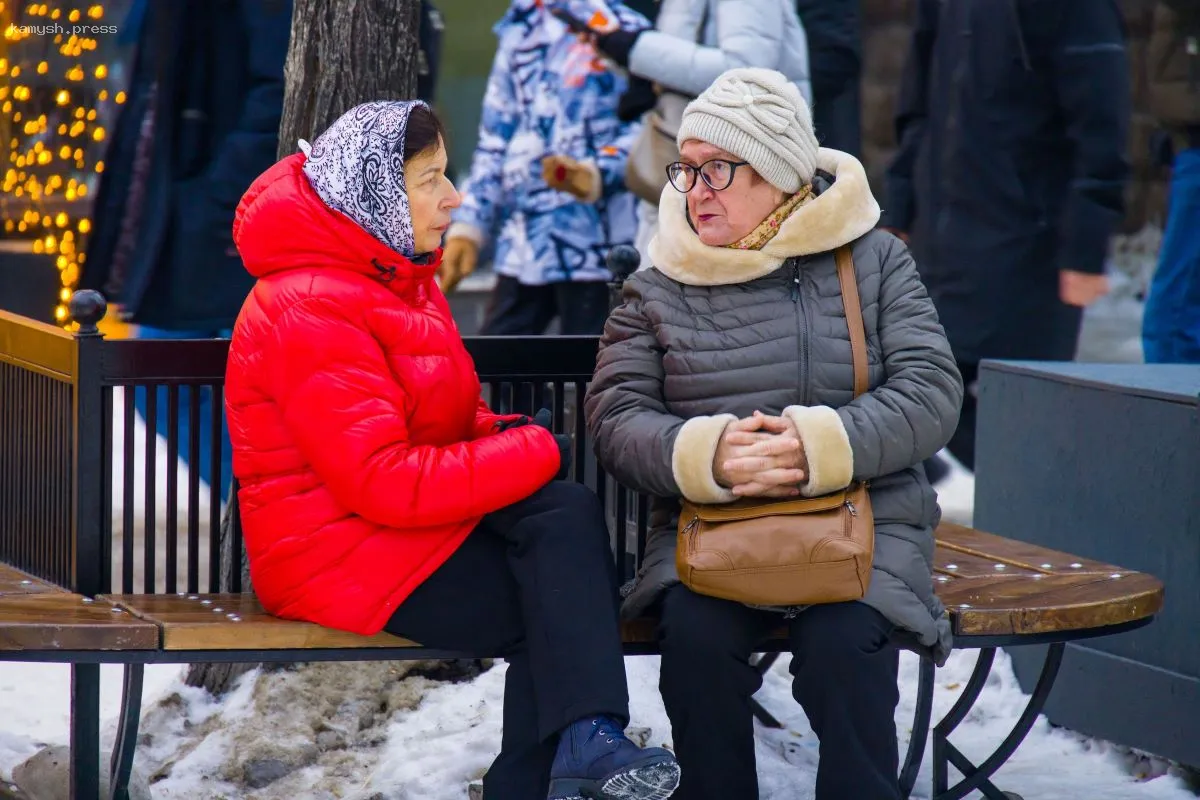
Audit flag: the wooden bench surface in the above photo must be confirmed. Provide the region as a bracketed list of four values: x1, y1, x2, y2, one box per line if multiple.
[97, 524, 1164, 652]
[0, 595, 160, 651]
[935, 524, 1163, 636]
[0, 564, 69, 597]
[100, 593, 421, 651]
[0, 565, 160, 651]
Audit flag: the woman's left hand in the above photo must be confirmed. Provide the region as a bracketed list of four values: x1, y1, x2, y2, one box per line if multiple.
[724, 412, 809, 498]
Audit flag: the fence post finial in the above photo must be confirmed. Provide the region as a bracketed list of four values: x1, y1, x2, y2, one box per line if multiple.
[68, 290, 107, 335]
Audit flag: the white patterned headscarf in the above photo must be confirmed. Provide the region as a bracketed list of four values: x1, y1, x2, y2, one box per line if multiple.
[299, 100, 426, 258]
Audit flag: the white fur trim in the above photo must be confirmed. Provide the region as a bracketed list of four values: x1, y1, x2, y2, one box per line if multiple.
[578, 160, 603, 204]
[782, 405, 854, 497]
[445, 221, 485, 247]
[648, 148, 882, 287]
[671, 414, 738, 504]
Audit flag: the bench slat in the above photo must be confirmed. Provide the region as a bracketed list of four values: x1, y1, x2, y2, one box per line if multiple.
[101, 593, 420, 651]
[0, 564, 69, 597]
[936, 572, 1163, 636]
[936, 524, 1119, 575]
[0, 595, 159, 651]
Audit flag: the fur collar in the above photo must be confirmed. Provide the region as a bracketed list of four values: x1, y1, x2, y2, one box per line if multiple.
[648, 149, 882, 286]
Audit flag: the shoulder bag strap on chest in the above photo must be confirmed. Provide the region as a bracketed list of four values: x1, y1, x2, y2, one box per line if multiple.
[834, 245, 869, 399]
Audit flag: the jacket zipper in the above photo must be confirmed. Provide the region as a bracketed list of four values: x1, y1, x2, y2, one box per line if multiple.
[790, 261, 802, 397]
[792, 260, 812, 406]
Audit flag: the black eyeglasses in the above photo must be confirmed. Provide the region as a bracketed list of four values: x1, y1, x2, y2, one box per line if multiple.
[665, 159, 750, 193]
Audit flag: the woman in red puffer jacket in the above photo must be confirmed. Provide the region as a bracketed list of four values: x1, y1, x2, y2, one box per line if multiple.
[226, 100, 679, 800]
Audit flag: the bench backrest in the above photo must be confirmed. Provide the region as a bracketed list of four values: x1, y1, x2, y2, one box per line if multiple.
[0, 309, 649, 597]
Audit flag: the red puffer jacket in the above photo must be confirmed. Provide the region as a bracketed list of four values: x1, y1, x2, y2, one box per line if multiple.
[225, 154, 562, 635]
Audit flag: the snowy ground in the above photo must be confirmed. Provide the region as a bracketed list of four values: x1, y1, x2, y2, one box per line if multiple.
[1, 237, 1187, 798]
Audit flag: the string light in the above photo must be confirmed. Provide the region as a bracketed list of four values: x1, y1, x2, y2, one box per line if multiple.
[0, 1, 112, 327]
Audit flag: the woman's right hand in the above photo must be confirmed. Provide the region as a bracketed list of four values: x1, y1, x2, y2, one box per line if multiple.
[438, 237, 479, 293]
[712, 415, 806, 497]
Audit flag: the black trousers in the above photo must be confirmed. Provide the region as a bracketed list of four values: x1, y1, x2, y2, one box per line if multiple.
[385, 481, 630, 799]
[481, 275, 610, 336]
[945, 361, 979, 471]
[658, 586, 902, 800]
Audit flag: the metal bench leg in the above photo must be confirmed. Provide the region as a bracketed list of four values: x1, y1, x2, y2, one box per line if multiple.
[749, 653, 784, 729]
[109, 664, 145, 800]
[932, 644, 1064, 800]
[899, 655, 936, 798]
[71, 663, 102, 800]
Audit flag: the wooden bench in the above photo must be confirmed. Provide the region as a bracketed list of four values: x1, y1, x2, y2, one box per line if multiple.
[0, 294, 1167, 800]
[1, 524, 1163, 800]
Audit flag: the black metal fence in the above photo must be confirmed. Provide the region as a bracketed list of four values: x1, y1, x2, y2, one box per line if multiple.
[0, 300, 649, 598]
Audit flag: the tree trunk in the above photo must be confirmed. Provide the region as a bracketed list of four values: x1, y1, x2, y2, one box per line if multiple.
[186, 0, 423, 696]
[276, 0, 423, 161]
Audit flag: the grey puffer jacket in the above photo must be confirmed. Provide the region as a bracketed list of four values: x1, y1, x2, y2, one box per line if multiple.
[584, 149, 963, 664]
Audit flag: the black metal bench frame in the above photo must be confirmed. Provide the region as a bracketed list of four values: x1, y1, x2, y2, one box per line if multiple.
[0, 296, 1157, 800]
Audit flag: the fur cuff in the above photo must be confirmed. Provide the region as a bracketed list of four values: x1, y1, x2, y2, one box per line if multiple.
[672, 414, 738, 504]
[782, 405, 854, 497]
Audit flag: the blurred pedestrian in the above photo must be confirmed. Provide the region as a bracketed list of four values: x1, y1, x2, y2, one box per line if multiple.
[437, 0, 647, 337]
[1142, 0, 1200, 364]
[592, 0, 813, 263]
[81, 0, 292, 498]
[885, 0, 1130, 471]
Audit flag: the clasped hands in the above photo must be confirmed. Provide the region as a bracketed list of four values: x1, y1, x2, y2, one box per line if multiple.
[712, 411, 808, 498]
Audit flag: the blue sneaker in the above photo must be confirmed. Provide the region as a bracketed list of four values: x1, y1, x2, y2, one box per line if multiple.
[548, 717, 680, 800]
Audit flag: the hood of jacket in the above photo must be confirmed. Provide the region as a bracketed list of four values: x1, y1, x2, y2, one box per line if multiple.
[648, 148, 880, 286]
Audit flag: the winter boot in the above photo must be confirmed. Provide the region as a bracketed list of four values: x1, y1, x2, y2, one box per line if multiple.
[548, 716, 680, 800]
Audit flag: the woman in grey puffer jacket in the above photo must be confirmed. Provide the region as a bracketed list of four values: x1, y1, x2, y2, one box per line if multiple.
[584, 68, 963, 800]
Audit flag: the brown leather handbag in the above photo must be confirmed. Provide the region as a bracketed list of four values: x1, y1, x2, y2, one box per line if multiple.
[675, 245, 874, 607]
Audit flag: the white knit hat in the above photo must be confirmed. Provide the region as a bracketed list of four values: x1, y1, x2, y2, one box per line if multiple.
[676, 68, 819, 194]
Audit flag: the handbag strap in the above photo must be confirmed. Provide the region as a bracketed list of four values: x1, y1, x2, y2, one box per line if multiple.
[834, 245, 869, 399]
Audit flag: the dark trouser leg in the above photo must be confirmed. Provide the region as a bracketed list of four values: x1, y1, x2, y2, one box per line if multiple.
[789, 602, 901, 800]
[483, 480, 630, 733]
[553, 281, 611, 335]
[657, 585, 778, 800]
[384, 519, 552, 798]
[383, 482, 628, 799]
[945, 361, 979, 471]
[480, 276, 557, 335]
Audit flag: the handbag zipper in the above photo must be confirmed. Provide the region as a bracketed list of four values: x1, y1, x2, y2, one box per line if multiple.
[845, 500, 857, 516]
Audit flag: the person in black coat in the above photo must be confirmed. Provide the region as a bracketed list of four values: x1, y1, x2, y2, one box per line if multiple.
[82, 0, 292, 333]
[795, 0, 861, 155]
[884, 0, 1130, 471]
[81, 0, 292, 502]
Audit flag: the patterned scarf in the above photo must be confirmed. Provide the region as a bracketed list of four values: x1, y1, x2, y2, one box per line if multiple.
[725, 184, 815, 251]
[299, 101, 426, 258]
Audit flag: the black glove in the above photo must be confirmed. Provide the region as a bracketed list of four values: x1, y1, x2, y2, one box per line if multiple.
[494, 414, 533, 432]
[595, 27, 640, 68]
[617, 76, 657, 123]
[531, 408, 572, 480]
